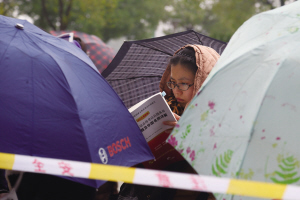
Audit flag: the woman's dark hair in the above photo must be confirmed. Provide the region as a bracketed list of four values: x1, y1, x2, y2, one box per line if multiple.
[169, 47, 197, 75]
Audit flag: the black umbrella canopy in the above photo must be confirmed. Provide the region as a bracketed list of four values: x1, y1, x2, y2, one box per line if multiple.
[102, 30, 227, 108]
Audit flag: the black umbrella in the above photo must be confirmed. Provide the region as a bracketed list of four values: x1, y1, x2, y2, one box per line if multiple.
[102, 30, 227, 108]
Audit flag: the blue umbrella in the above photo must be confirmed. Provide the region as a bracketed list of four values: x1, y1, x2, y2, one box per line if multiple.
[0, 15, 154, 188]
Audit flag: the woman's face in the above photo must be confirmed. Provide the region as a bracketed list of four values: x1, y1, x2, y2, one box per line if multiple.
[170, 64, 195, 108]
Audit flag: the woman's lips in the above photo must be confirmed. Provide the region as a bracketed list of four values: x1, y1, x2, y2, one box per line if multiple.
[176, 98, 184, 102]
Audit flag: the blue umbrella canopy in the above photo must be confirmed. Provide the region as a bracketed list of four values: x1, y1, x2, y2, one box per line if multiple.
[0, 15, 153, 188]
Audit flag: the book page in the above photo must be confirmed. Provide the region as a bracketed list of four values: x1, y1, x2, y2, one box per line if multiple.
[129, 92, 185, 170]
[129, 92, 176, 143]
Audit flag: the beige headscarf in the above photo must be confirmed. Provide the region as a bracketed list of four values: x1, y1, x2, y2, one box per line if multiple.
[159, 44, 220, 109]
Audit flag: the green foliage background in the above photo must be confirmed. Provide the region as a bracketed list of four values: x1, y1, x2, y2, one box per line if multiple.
[0, 0, 295, 42]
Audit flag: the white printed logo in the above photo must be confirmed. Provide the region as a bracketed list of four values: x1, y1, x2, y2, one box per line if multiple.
[98, 148, 108, 164]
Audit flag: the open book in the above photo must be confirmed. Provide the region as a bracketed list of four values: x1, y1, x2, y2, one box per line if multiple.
[129, 92, 185, 170]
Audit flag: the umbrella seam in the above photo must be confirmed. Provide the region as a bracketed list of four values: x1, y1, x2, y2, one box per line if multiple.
[126, 30, 194, 43]
[193, 31, 204, 45]
[135, 42, 173, 56]
[0, 25, 20, 70]
[37, 32, 100, 74]
[117, 81, 160, 96]
[107, 75, 162, 81]
[111, 77, 160, 89]
[116, 61, 169, 64]
[235, 60, 286, 179]
[30, 58, 35, 156]
[23, 30, 96, 166]
[123, 91, 160, 104]
[109, 72, 162, 75]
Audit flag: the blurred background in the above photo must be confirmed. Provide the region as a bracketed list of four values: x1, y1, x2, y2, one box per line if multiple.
[0, 0, 297, 53]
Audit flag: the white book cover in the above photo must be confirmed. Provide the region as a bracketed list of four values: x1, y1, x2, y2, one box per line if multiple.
[129, 92, 176, 142]
[129, 92, 184, 170]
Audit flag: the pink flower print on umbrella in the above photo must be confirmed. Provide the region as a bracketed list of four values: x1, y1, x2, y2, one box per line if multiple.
[213, 143, 217, 150]
[190, 150, 195, 161]
[208, 101, 215, 110]
[168, 135, 178, 147]
[208, 101, 216, 113]
[210, 126, 215, 136]
[186, 147, 191, 154]
[282, 103, 297, 112]
[178, 149, 184, 154]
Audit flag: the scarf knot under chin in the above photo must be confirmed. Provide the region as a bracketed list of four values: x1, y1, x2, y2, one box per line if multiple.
[165, 96, 184, 116]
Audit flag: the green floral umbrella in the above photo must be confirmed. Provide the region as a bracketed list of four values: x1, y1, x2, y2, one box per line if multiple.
[167, 2, 300, 200]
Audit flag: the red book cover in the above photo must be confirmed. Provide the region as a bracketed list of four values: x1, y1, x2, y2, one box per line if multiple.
[142, 130, 185, 170]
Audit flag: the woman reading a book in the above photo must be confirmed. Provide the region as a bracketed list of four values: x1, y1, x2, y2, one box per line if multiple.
[116, 45, 220, 200]
[160, 44, 220, 130]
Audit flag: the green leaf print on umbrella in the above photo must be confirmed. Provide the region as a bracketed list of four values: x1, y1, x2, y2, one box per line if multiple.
[236, 169, 254, 180]
[201, 111, 209, 121]
[212, 150, 233, 177]
[287, 26, 299, 33]
[181, 124, 191, 139]
[270, 156, 300, 184]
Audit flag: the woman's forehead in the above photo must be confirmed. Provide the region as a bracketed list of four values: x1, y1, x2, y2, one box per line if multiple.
[170, 64, 195, 81]
[170, 76, 191, 81]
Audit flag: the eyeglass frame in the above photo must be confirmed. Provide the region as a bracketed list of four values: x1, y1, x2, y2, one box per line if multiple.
[167, 81, 194, 91]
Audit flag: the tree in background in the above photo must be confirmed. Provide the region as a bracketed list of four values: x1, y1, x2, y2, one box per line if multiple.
[208, 0, 263, 42]
[99, 0, 168, 41]
[162, 0, 297, 42]
[0, 0, 19, 16]
[0, 0, 297, 43]
[7, 0, 118, 40]
[1, 0, 167, 42]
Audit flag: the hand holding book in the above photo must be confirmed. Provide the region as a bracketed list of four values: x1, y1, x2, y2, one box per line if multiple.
[163, 112, 180, 134]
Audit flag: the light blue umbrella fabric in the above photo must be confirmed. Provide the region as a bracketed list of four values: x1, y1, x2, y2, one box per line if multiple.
[167, 2, 300, 199]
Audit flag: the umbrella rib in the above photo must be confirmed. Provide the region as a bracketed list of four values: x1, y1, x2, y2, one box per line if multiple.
[142, 31, 208, 53]
[107, 75, 162, 81]
[213, 60, 284, 179]
[193, 32, 203, 45]
[192, 31, 227, 46]
[117, 81, 160, 95]
[111, 77, 160, 90]
[141, 36, 199, 55]
[134, 42, 173, 56]
[144, 40, 182, 54]
[171, 33, 205, 46]
[117, 61, 168, 65]
[27, 32, 97, 164]
[123, 91, 159, 104]
[114, 66, 166, 70]
[234, 62, 284, 179]
[109, 72, 161, 74]
[0, 28, 19, 67]
[110, 65, 165, 74]
[119, 53, 167, 57]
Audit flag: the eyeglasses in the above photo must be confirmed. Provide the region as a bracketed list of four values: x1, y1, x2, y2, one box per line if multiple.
[167, 82, 194, 91]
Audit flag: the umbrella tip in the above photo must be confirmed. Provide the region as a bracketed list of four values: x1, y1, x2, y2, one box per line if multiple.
[15, 23, 24, 30]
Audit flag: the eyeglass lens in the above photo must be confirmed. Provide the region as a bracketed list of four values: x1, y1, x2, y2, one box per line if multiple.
[167, 82, 189, 91]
